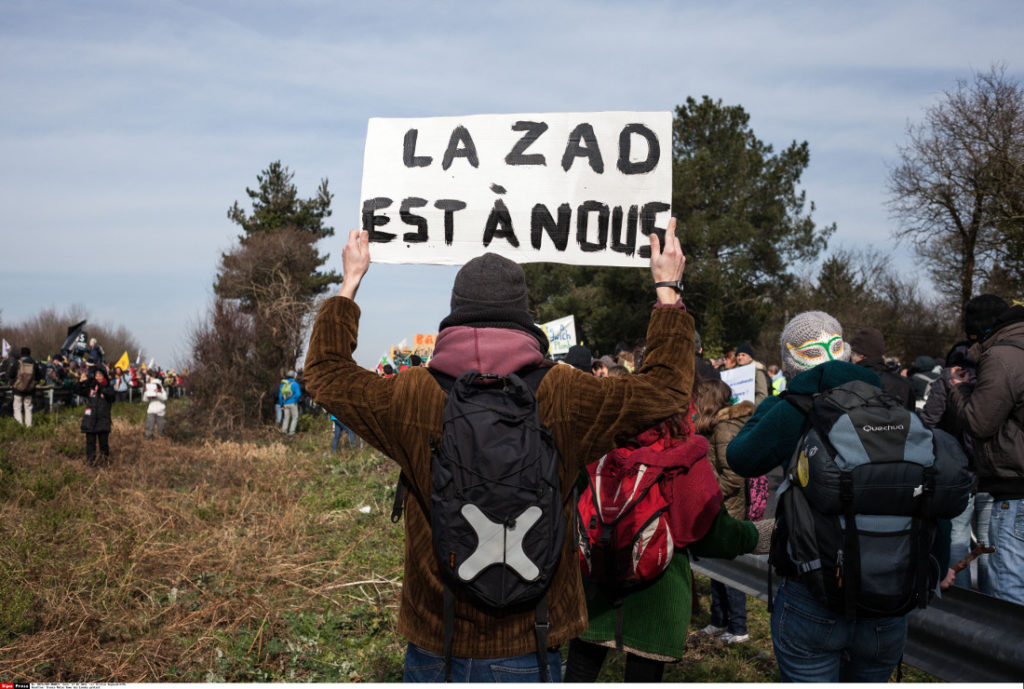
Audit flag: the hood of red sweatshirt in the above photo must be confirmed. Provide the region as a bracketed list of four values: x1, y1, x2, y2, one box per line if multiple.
[428, 326, 547, 377]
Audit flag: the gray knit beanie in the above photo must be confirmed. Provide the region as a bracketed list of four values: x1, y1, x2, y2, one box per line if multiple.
[779, 311, 850, 378]
[439, 253, 549, 352]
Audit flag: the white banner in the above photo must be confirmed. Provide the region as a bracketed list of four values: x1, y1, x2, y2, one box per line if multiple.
[720, 363, 757, 404]
[541, 315, 577, 356]
[359, 111, 672, 266]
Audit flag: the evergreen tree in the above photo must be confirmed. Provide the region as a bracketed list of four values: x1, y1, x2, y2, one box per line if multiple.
[190, 162, 341, 431]
[219, 160, 341, 302]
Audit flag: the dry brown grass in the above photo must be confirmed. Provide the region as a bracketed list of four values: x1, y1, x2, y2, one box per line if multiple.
[0, 408, 405, 682]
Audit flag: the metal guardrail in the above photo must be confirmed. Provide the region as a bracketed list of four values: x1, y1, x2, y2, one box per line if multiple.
[692, 553, 1024, 683]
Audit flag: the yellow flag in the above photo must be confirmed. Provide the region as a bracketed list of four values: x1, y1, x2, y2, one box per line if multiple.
[114, 351, 130, 371]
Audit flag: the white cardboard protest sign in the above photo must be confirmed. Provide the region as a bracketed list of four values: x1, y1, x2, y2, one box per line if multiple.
[359, 111, 672, 266]
[720, 363, 757, 404]
[541, 315, 577, 356]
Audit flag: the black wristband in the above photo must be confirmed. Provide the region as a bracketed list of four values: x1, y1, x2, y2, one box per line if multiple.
[654, 280, 684, 295]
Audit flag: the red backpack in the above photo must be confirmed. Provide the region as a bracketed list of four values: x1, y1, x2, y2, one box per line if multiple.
[577, 425, 723, 588]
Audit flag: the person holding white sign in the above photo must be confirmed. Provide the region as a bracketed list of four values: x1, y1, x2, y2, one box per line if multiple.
[305, 218, 692, 682]
[734, 343, 770, 405]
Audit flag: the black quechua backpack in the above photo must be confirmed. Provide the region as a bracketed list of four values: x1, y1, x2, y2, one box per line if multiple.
[394, 367, 562, 681]
[772, 380, 971, 619]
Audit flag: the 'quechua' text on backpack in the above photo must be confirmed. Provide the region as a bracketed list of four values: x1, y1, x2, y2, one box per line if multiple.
[773, 380, 971, 619]
[422, 368, 562, 681]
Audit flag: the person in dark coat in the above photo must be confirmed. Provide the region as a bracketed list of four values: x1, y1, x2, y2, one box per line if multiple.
[908, 355, 941, 409]
[849, 327, 915, 410]
[76, 366, 115, 466]
[695, 330, 721, 383]
[921, 340, 993, 592]
[949, 298, 1024, 606]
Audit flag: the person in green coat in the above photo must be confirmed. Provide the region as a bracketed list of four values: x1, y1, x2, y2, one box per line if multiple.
[564, 411, 772, 683]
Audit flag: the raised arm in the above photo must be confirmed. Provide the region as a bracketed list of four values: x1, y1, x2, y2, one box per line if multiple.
[338, 229, 371, 301]
[540, 219, 697, 466]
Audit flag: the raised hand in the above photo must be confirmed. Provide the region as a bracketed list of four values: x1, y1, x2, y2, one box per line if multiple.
[649, 217, 685, 305]
[339, 229, 371, 300]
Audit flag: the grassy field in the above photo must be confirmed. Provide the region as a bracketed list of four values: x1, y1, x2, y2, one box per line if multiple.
[0, 401, 936, 682]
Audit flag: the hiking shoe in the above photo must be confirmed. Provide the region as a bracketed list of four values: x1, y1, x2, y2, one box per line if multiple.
[720, 632, 750, 644]
[700, 624, 727, 636]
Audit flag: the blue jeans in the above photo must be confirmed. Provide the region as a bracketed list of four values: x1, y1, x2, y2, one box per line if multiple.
[710, 579, 748, 635]
[331, 420, 357, 451]
[988, 498, 1024, 606]
[950, 492, 994, 591]
[403, 643, 562, 683]
[770, 579, 907, 683]
[975, 492, 994, 594]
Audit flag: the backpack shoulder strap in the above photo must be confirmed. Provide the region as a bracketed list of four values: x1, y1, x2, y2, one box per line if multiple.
[516, 365, 552, 394]
[428, 367, 456, 393]
[428, 364, 551, 394]
[393, 365, 553, 523]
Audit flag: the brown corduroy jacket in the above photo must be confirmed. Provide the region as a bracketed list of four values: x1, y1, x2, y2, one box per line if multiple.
[303, 296, 695, 658]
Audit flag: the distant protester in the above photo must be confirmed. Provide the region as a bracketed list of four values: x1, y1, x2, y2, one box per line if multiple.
[849, 327, 915, 410]
[143, 373, 169, 439]
[113, 366, 130, 402]
[8, 346, 41, 427]
[734, 343, 770, 405]
[87, 337, 105, 365]
[563, 344, 593, 372]
[76, 365, 115, 466]
[279, 369, 301, 435]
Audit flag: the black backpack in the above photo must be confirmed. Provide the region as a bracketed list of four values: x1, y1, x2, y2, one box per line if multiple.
[771, 380, 971, 619]
[392, 367, 562, 681]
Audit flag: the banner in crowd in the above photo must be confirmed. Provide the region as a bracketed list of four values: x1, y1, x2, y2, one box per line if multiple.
[360, 111, 672, 267]
[61, 320, 87, 355]
[1, 338, 9, 358]
[114, 351, 130, 371]
[720, 363, 756, 404]
[412, 333, 437, 360]
[541, 315, 577, 356]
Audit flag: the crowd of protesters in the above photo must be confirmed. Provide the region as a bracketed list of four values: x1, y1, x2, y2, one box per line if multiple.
[2, 338, 186, 465]
[1, 349, 185, 406]
[296, 222, 1023, 683]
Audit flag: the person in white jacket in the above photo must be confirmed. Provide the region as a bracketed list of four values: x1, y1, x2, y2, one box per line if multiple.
[142, 373, 169, 438]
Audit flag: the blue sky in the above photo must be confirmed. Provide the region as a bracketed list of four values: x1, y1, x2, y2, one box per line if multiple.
[1, 1, 1021, 369]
